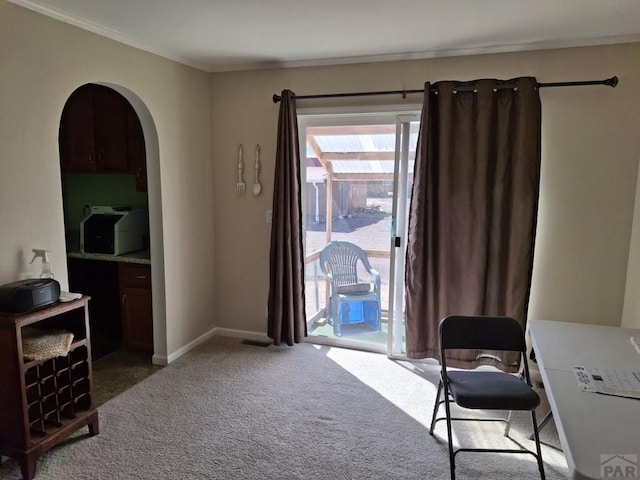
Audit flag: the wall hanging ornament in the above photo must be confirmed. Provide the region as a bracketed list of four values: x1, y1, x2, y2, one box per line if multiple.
[236, 144, 245, 195]
[253, 144, 262, 196]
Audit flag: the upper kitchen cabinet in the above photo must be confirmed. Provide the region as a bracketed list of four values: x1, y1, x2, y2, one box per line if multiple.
[59, 85, 96, 172]
[59, 84, 128, 173]
[125, 102, 147, 192]
[59, 84, 147, 191]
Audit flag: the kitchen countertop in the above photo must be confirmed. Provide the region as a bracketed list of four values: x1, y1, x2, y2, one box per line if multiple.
[67, 249, 151, 265]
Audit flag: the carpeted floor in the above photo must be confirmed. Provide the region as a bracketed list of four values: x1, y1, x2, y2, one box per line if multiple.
[0, 336, 569, 479]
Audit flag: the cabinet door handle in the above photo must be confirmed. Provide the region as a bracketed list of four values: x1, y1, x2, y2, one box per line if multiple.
[121, 294, 126, 305]
[136, 275, 147, 279]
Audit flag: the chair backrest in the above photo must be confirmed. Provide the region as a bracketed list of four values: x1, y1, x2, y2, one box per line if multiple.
[319, 241, 373, 287]
[439, 315, 526, 353]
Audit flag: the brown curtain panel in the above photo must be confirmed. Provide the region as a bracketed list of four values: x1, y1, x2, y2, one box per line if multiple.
[267, 90, 307, 346]
[405, 77, 541, 372]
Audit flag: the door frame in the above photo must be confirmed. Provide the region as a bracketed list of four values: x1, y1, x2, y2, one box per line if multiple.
[298, 104, 421, 356]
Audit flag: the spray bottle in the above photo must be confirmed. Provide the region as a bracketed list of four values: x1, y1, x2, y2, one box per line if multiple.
[29, 249, 54, 279]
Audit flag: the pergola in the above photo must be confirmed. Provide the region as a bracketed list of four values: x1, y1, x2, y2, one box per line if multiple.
[305, 124, 405, 245]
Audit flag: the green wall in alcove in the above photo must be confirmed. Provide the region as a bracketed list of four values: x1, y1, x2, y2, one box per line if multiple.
[61, 174, 149, 239]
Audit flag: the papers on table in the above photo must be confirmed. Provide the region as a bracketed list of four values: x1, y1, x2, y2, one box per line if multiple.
[573, 365, 640, 400]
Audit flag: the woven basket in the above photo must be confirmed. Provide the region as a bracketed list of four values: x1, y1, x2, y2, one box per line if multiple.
[22, 327, 74, 362]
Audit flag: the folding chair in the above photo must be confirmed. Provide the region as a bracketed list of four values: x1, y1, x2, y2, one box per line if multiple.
[429, 315, 545, 479]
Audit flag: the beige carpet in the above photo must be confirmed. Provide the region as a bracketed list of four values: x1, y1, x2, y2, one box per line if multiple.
[0, 336, 569, 479]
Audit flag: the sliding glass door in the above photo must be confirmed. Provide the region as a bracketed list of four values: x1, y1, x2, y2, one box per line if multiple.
[298, 107, 419, 356]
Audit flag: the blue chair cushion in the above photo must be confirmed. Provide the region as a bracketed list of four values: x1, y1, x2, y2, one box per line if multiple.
[446, 370, 540, 410]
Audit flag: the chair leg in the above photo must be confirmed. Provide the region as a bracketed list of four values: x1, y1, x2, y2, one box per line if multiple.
[530, 410, 546, 480]
[429, 380, 443, 435]
[327, 297, 336, 325]
[443, 387, 456, 480]
[504, 410, 513, 437]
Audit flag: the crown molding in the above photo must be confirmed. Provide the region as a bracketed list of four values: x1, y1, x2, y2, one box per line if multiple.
[210, 34, 640, 73]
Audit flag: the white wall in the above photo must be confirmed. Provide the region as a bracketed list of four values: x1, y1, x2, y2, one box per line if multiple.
[210, 43, 640, 333]
[0, 2, 216, 362]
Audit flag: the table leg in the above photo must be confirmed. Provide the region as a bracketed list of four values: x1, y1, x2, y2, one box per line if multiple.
[529, 410, 553, 440]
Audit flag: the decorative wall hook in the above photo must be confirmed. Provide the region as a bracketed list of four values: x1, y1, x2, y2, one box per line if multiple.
[253, 144, 262, 196]
[236, 144, 245, 195]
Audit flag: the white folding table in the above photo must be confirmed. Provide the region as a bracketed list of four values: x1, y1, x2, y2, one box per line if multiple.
[528, 319, 640, 480]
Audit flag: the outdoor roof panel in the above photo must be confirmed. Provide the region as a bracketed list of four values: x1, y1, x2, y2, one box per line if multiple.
[311, 133, 419, 154]
[331, 160, 395, 174]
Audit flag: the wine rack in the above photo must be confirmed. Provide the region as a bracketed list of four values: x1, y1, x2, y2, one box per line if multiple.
[0, 297, 99, 480]
[24, 343, 92, 438]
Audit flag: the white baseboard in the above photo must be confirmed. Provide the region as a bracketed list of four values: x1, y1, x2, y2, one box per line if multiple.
[153, 327, 270, 365]
[151, 354, 169, 366]
[159, 326, 218, 365]
[212, 327, 271, 343]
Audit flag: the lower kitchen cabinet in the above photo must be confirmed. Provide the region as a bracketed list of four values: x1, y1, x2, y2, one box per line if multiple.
[119, 263, 153, 353]
[68, 258, 120, 360]
[68, 258, 153, 358]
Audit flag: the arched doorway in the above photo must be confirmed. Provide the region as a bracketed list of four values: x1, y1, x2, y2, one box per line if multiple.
[58, 82, 165, 405]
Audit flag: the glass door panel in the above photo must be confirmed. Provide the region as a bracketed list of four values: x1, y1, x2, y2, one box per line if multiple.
[299, 110, 419, 355]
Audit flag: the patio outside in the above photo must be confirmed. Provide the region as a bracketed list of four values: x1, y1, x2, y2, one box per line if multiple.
[304, 194, 399, 350]
[300, 118, 418, 353]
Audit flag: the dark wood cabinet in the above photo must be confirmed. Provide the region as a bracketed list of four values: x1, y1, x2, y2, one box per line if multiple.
[59, 83, 147, 191]
[119, 263, 153, 353]
[58, 86, 95, 172]
[90, 86, 129, 173]
[67, 259, 153, 358]
[125, 102, 147, 192]
[68, 258, 121, 360]
[0, 298, 99, 480]
[59, 84, 128, 174]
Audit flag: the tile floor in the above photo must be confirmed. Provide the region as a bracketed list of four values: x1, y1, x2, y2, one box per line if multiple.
[92, 350, 162, 407]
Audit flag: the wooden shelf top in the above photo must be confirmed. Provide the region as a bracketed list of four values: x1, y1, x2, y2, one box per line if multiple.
[0, 297, 91, 328]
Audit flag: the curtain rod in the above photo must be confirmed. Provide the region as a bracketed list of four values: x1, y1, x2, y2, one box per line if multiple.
[271, 76, 618, 103]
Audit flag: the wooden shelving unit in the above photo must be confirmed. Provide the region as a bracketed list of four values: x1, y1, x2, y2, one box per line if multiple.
[0, 297, 99, 480]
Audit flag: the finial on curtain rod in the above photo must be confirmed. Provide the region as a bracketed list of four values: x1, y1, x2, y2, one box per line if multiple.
[271, 76, 618, 103]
